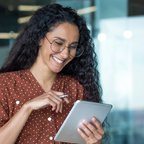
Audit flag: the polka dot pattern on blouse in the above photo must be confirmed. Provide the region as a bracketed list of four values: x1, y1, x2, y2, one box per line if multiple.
[0, 69, 85, 144]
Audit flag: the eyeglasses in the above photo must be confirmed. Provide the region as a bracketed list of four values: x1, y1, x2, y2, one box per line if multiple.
[45, 36, 83, 57]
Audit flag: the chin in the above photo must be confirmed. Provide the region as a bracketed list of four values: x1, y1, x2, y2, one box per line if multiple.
[52, 67, 63, 73]
[50, 63, 66, 73]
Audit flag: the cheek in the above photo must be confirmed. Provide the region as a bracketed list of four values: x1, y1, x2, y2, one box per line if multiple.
[38, 46, 51, 62]
[66, 57, 75, 65]
[42, 45, 53, 56]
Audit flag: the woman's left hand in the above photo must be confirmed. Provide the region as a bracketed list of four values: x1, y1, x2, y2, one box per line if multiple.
[77, 117, 104, 144]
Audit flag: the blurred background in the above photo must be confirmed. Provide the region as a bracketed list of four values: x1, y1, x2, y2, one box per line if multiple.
[0, 0, 144, 143]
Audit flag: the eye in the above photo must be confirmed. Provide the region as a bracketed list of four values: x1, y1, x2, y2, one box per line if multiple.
[53, 40, 64, 46]
[69, 44, 78, 49]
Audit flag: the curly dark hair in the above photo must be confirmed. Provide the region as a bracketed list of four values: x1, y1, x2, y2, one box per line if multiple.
[0, 3, 102, 102]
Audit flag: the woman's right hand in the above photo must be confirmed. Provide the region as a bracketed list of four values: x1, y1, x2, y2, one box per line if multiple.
[0, 91, 69, 144]
[23, 90, 69, 113]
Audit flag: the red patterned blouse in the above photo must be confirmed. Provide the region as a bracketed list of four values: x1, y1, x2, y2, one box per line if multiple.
[0, 69, 85, 144]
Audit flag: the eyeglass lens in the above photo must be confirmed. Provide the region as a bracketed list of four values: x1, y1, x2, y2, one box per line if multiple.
[51, 39, 83, 57]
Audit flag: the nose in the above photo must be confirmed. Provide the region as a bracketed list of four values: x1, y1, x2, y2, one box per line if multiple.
[60, 46, 69, 58]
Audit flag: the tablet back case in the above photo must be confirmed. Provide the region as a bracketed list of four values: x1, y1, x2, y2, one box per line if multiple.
[54, 100, 112, 144]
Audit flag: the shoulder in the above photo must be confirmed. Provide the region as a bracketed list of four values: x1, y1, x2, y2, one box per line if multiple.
[0, 71, 17, 82]
[58, 74, 84, 92]
[59, 74, 82, 85]
[56, 74, 85, 100]
[0, 70, 27, 87]
[0, 71, 15, 85]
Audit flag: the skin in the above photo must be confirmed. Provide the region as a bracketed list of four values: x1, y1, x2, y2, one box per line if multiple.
[0, 22, 104, 144]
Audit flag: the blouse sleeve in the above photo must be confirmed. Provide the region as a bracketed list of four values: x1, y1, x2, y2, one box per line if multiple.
[75, 79, 86, 100]
[0, 87, 9, 127]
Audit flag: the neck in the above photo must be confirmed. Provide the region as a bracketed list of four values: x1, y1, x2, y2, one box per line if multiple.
[30, 64, 57, 92]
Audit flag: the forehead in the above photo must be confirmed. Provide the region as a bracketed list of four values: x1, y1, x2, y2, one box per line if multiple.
[47, 22, 79, 42]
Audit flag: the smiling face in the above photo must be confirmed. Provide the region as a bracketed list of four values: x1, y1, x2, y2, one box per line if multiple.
[36, 22, 79, 74]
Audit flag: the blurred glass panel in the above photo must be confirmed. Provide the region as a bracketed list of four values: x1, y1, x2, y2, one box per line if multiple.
[98, 16, 144, 144]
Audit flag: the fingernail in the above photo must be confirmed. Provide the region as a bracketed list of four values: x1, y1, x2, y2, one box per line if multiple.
[82, 120, 87, 123]
[92, 117, 96, 121]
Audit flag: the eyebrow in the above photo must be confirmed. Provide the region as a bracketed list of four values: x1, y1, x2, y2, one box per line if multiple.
[54, 36, 79, 45]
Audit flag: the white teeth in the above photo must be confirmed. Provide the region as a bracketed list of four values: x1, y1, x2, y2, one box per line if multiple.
[52, 56, 63, 64]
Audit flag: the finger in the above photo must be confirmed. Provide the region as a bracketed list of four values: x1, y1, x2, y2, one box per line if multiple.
[60, 101, 63, 113]
[58, 94, 69, 104]
[52, 95, 63, 113]
[45, 91, 69, 112]
[46, 92, 63, 113]
[63, 97, 69, 104]
[48, 96, 62, 113]
[79, 121, 95, 138]
[46, 97, 57, 111]
[77, 128, 89, 142]
[92, 117, 104, 135]
[82, 120, 103, 140]
[49, 91, 70, 104]
[77, 127, 97, 144]
[53, 95, 63, 113]
[78, 122, 102, 144]
[51, 90, 64, 96]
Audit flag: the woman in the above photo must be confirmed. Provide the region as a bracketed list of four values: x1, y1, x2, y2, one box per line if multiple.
[0, 3, 104, 144]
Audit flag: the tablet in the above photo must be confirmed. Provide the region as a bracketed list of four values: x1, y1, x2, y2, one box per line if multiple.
[54, 100, 112, 144]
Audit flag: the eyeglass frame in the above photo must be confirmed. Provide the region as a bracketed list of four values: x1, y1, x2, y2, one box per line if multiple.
[45, 36, 83, 57]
